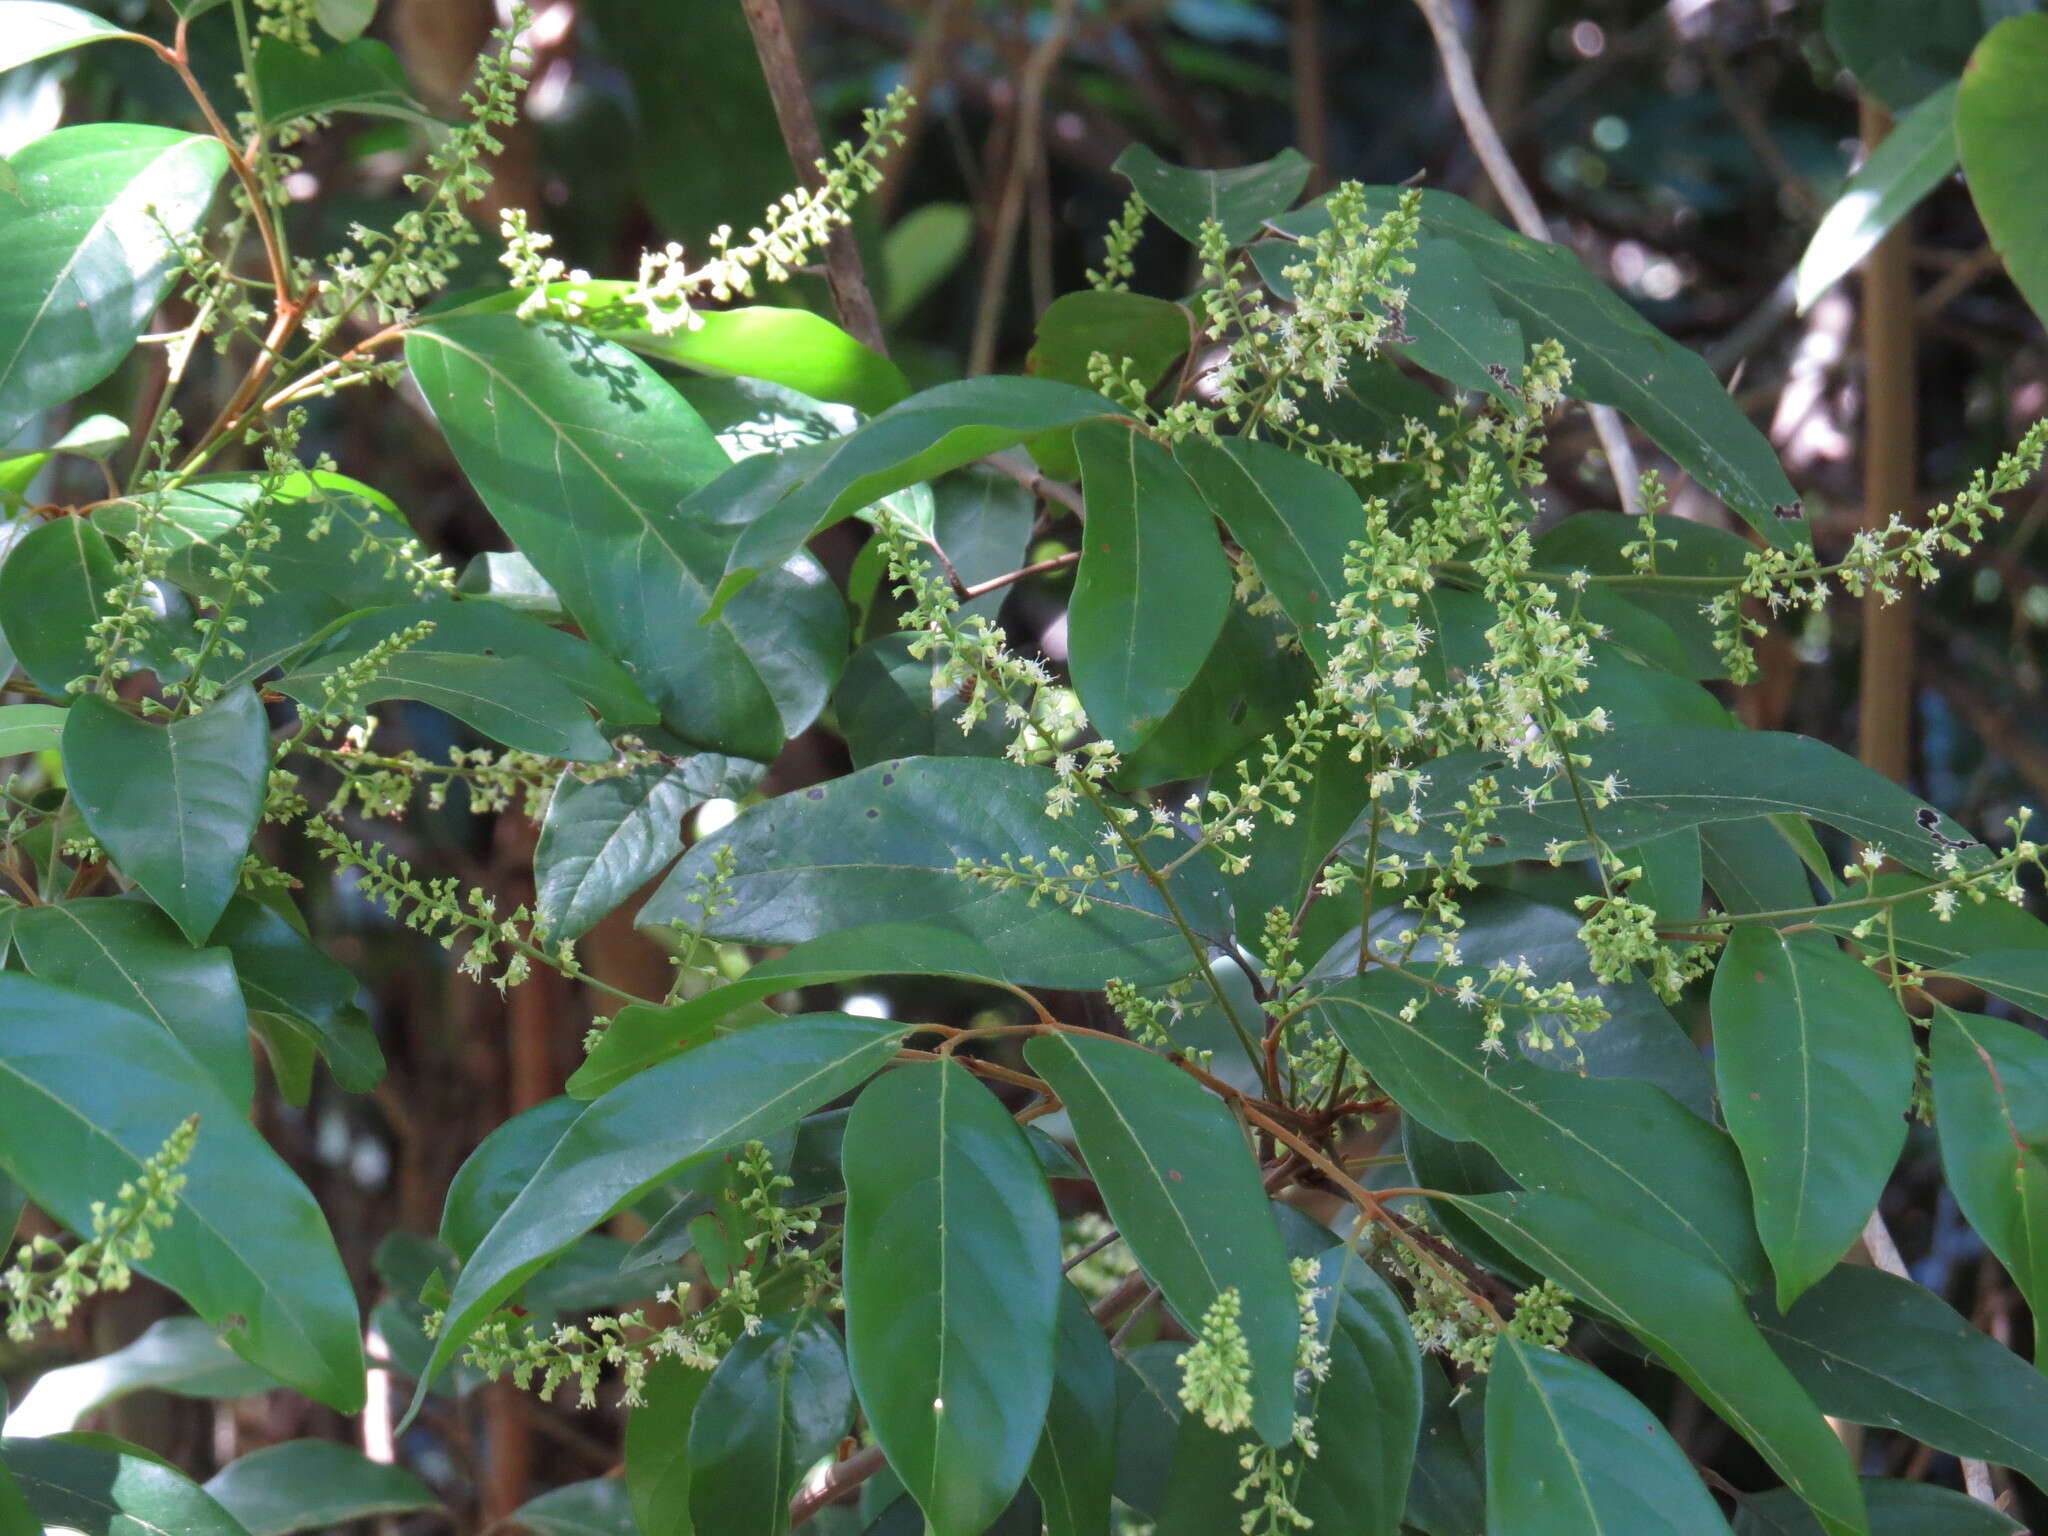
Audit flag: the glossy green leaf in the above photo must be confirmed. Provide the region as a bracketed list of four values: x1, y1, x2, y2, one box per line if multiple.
[628, 1358, 708, 1536]
[1025, 290, 1190, 474]
[1752, 1263, 2048, 1487]
[0, 971, 365, 1409]
[0, 5, 143, 76]
[209, 896, 384, 1097]
[1023, 1032, 1298, 1445]
[407, 313, 845, 761]
[1735, 1480, 2020, 1536]
[1449, 1191, 1864, 1536]
[1315, 971, 1764, 1286]
[203, 1441, 436, 1536]
[1534, 510, 1753, 680]
[1797, 83, 1958, 311]
[688, 1310, 851, 1536]
[1349, 727, 1987, 879]
[420, 1016, 906, 1403]
[1826, 0, 1985, 109]
[1808, 873, 2048, 965]
[0, 125, 227, 448]
[439, 1096, 583, 1260]
[1112, 144, 1313, 244]
[1290, 1249, 1422, 1535]
[1069, 421, 1232, 751]
[249, 37, 434, 127]
[1111, 603, 1313, 791]
[1112, 1342, 1187, 1519]
[1028, 1283, 1117, 1536]
[9, 899, 253, 1108]
[1405, 1358, 1486, 1536]
[1, 1318, 278, 1438]
[1487, 1332, 1732, 1536]
[537, 756, 760, 940]
[63, 686, 269, 944]
[1712, 928, 1913, 1308]
[0, 702, 64, 756]
[0, 517, 124, 693]
[1930, 949, 2048, 1015]
[1, 1437, 250, 1536]
[641, 756, 1230, 990]
[833, 633, 1010, 766]
[844, 1061, 1062, 1535]
[708, 377, 1119, 614]
[1931, 1007, 2048, 1351]
[1957, 13, 2048, 323]
[1276, 190, 1803, 540]
[510, 1477, 636, 1536]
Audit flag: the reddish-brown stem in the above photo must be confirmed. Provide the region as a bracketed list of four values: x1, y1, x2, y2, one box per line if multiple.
[181, 295, 310, 469]
[958, 549, 1080, 600]
[788, 1444, 888, 1528]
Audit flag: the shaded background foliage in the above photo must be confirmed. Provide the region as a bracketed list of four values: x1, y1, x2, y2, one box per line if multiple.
[4, 0, 2047, 1527]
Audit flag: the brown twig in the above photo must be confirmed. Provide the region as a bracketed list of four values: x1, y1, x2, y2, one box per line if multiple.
[740, 0, 890, 355]
[960, 549, 1080, 600]
[789, 1444, 888, 1528]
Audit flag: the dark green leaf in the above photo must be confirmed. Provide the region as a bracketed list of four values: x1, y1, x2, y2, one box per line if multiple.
[0, 702, 64, 756]
[883, 202, 973, 325]
[1, 1318, 278, 1438]
[1931, 949, 2048, 1014]
[1, 1436, 250, 1536]
[1827, 0, 1985, 110]
[1315, 972, 1763, 1285]
[0, 5, 143, 76]
[1069, 422, 1232, 751]
[0, 517, 125, 694]
[1798, 83, 1958, 311]
[1534, 511, 1753, 681]
[1025, 289, 1190, 474]
[640, 756, 1230, 990]
[843, 1061, 1062, 1535]
[510, 1477, 636, 1536]
[1109, 603, 1314, 790]
[249, 37, 434, 128]
[1112, 144, 1314, 245]
[1712, 928, 1913, 1308]
[0, 125, 226, 448]
[0, 1458, 28, 1536]
[8, 899, 254, 1107]
[1291, 1249, 1422, 1536]
[63, 687, 269, 944]
[689, 1310, 852, 1536]
[203, 1442, 436, 1536]
[1752, 1255, 2048, 1485]
[439, 1096, 583, 1261]
[1487, 1333, 1731, 1535]
[0, 972, 365, 1410]
[1957, 13, 2048, 323]
[628, 1358, 708, 1536]
[1028, 1283, 1117, 1536]
[420, 1017, 906, 1402]
[1405, 1359, 1486, 1536]
[1113, 1343, 1187, 1519]
[1735, 1480, 2019, 1536]
[1809, 873, 2048, 965]
[833, 633, 1011, 766]
[208, 896, 384, 1097]
[1024, 1033, 1299, 1445]
[407, 313, 845, 761]
[1450, 1191, 1864, 1536]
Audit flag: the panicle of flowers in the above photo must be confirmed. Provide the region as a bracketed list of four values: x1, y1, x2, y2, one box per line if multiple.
[734, 1139, 822, 1266]
[307, 620, 438, 730]
[456, 1304, 722, 1410]
[5, 1118, 197, 1341]
[1506, 1279, 1574, 1351]
[1180, 1287, 1255, 1433]
[254, 0, 320, 53]
[1106, 976, 1175, 1051]
[499, 208, 594, 321]
[1087, 193, 1146, 292]
[83, 418, 184, 695]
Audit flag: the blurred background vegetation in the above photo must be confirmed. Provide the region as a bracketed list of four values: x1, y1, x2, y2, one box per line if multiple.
[6, 0, 2046, 1526]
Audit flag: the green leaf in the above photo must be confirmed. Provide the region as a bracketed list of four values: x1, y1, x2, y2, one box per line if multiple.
[406, 313, 845, 761]
[1711, 928, 1913, 1308]
[1797, 83, 1958, 312]
[63, 687, 270, 944]
[0, 971, 365, 1409]
[708, 377, 1119, 615]
[883, 202, 973, 325]
[9, 899, 254, 1108]
[1534, 510, 1754, 680]
[0, 5, 144, 77]
[1314, 972, 1765, 1286]
[1069, 422, 1232, 752]
[1808, 872, 2048, 965]
[203, 1442, 436, 1536]
[628, 1359, 708, 1536]
[510, 1478, 636, 1536]
[833, 633, 1011, 767]
[689, 1310, 853, 1536]
[1930, 949, 2048, 1014]
[1112, 144, 1314, 244]
[1450, 1191, 1864, 1536]
[249, 37, 434, 127]
[640, 756, 1230, 990]
[1736, 1480, 2020, 1536]
[209, 896, 384, 1098]
[1, 1318, 278, 1438]
[0, 517, 125, 694]
[419, 1017, 906, 1404]
[0, 1458, 28, 1536]
[1276, 191, 1804, 539]
[1405, 1359, 1486, 1536]
[1112, 1343, 1187, 1519]
[1023, 1032, 1299, 1445]
[1826, 0, 1986, 110]
[1110, 604, 1313, 791]
[1487, 1333, 1732, 1536]
[1957, 13, 2048, 324]
[1028, 1283, 1118, 1536]
[0, 125, 227, 449]
[0, 701, 64, 756]
[314, 0, 377, 43]
[1024, 290, 1191, 474]
[537, 756, 760, 940]
[1751, 1263, 2048, 1488]
[843, 1061, 1062, 1535]
[439, 1096, 583, 1260]
[1349, 727, 1987, 879]
[1290, 1249, 1422, 1535]
[1, 1437, 251, 1536]
[1931, 1007, 2048, 1351]
[1173, 436, 1357, 666]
